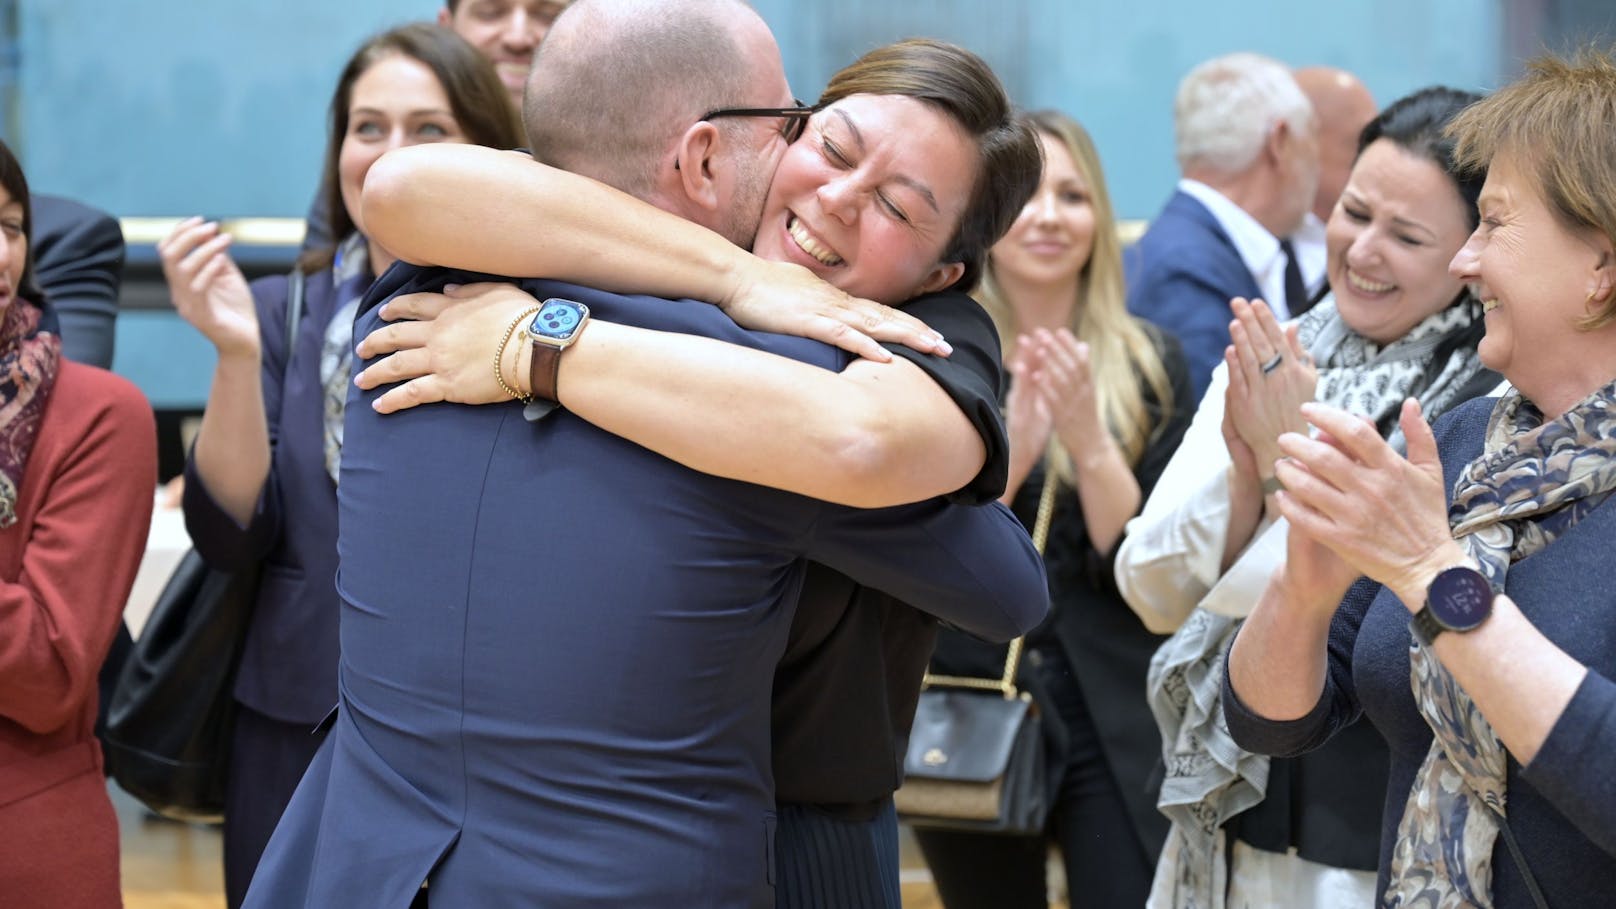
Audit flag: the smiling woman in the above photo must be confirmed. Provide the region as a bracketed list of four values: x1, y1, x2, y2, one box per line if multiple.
[1113, 86, 1502, 909]
[342, 25, 1043, 906]
[1224, 48, 1616, 909]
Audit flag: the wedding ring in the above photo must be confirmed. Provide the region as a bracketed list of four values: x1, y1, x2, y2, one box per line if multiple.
[1260, 353, 1283, 375]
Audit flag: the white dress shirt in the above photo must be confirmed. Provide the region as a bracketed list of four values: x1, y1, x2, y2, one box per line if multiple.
[1290, 211, 1329, 300]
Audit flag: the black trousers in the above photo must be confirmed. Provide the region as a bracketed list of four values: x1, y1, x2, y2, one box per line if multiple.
[913, 646, 1153, 909]
[223, 704, 330, 909]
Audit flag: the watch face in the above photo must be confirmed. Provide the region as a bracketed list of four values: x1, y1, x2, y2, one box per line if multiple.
[1427, 566, 1494, 632]
[527, 298, 589, 342]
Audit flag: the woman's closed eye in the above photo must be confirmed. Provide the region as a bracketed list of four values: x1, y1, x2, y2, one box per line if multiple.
[878, 192, 911, 224]
[821, 135, 851, 168]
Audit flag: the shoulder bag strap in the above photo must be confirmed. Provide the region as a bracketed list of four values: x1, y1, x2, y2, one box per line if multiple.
[922, 468, 1058, 699]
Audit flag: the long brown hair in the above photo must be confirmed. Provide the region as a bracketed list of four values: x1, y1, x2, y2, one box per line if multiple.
[298, 22, 523, 275]
[976, 110, 1175, 476]
[817, 39, 1041, 293]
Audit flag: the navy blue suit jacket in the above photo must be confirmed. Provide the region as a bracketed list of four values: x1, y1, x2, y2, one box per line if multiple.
[1125, 189, 1262, 400]
[182, 269, 348, 725]
[31, 194, 125, 369]
[247, 266, 1049, 908]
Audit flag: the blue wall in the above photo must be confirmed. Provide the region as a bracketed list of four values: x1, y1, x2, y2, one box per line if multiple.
[16, 1, 1504, 221]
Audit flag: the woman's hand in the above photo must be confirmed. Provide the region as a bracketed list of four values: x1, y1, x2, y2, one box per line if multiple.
[355, 282, 542, 412]
[1225, 297, 1314, 482]
[1274, 399, 1467, 606]
[719, 258, 950, 362]
[158, 217, 259, 358]
[1027, 328, 1109, 463]
[1003, 341, 1055, 492]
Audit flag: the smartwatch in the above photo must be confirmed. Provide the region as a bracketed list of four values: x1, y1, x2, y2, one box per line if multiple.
[1409, 565, 1494, 647]
[525, 298, 591, 404]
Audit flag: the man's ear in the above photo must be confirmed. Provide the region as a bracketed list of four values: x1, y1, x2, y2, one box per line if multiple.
[436, 7, 453, 27]
[1264, 120, 1292, 169]
[672, 121, 724, 216]
[915, 261, 967, 296]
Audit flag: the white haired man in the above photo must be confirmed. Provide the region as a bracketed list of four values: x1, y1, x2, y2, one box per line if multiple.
[1125, 52, 1320, 398]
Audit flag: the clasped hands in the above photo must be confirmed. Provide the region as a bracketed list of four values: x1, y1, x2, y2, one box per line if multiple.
[1004, 327, 1109, 480]
[354, 259, 948, 414]
[1221, 297, 1462, 612]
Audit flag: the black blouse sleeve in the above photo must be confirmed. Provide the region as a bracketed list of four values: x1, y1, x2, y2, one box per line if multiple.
[884, 290, 1008, 505]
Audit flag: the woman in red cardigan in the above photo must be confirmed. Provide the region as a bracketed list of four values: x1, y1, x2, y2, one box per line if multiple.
[0, 140, 156, 905]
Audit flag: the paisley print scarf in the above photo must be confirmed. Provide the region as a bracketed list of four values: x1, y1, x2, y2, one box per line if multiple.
[1386, 378, 1616, 907]
[0, 297, 61, 528]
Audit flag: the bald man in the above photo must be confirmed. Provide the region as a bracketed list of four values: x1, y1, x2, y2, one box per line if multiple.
[1289, 67, 1377, 298]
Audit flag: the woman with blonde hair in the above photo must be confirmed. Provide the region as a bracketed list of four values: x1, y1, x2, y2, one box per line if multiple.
[914, 109, 1192, 908]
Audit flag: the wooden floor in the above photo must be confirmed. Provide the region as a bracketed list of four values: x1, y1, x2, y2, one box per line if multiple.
[116, 782, 1068, 908]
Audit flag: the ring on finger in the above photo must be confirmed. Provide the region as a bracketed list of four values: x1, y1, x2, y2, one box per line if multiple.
[1260, 353, 1283, 375]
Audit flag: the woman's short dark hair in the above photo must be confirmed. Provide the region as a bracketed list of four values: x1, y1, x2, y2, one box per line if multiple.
[1357, 86, 1486, 228]
[0, 140, 40, 301]
[818, 39, 1041, 293]
[300, 22, 524, 274]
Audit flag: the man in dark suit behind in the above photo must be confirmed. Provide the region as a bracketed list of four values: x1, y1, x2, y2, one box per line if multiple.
[245, 2, 1047, 907]
[31, 194, 125, 369]
[1125, 52, 1320, 399]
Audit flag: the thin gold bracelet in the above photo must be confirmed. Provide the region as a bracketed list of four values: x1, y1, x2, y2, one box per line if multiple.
[494, 305, 544, 402]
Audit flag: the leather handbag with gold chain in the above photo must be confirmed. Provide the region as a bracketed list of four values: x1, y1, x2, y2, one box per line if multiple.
[893, 472, 1056, 834]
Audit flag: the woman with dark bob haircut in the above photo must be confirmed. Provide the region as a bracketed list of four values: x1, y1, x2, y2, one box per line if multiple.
[326, 17, 1043, 907]
[1227, 47, 1616, 908]
[156, 22, 521, 907]
[0, 139, 156, 906]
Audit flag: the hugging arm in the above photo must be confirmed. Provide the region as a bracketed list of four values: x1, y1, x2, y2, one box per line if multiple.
[361, 144, 941, 360]
[809, 498, 1049, 642]
[361, 276, 1005, 506]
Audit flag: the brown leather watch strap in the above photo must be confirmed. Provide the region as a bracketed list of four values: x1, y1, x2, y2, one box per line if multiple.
[528, 341, 562, 403]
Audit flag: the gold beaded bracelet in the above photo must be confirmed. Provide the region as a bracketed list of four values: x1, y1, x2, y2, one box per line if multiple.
[494, 305, 545, 402]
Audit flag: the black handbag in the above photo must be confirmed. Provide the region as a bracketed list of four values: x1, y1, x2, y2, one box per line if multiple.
[894, 473, 1056, 835]
[103, 550, 258, 822]
[102, 267, 304, 822]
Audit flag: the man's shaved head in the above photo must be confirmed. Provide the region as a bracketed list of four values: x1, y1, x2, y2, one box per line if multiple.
[523, 0, 776, 199]
[1295, 66, 1378, 220]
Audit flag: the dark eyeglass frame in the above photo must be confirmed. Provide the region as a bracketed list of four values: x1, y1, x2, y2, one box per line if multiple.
[701, 102, 818, 143]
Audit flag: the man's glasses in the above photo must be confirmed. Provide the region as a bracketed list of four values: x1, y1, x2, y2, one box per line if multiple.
[701, 101, 818, 143]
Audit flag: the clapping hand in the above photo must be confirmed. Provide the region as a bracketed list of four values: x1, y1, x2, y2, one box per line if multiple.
[1274, 399, 1466, 608]
[158, 217, 259, 358]
[1003, 339, 1056, 483]
[1022, 327, 1109, 465]
[1224, 297, 1315, 486]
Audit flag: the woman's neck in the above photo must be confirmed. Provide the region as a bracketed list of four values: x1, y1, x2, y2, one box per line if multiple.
[367, 239, 396, 283]
[998, 271, 1080, 335]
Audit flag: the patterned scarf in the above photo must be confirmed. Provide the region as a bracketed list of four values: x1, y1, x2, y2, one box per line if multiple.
[0, 297, 61, 528]
[1385, 379, 1616, 908]
[317, 233, 371, 484]
[1147, 293, 1494, 909]
[1298, 293, 1492, 452]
